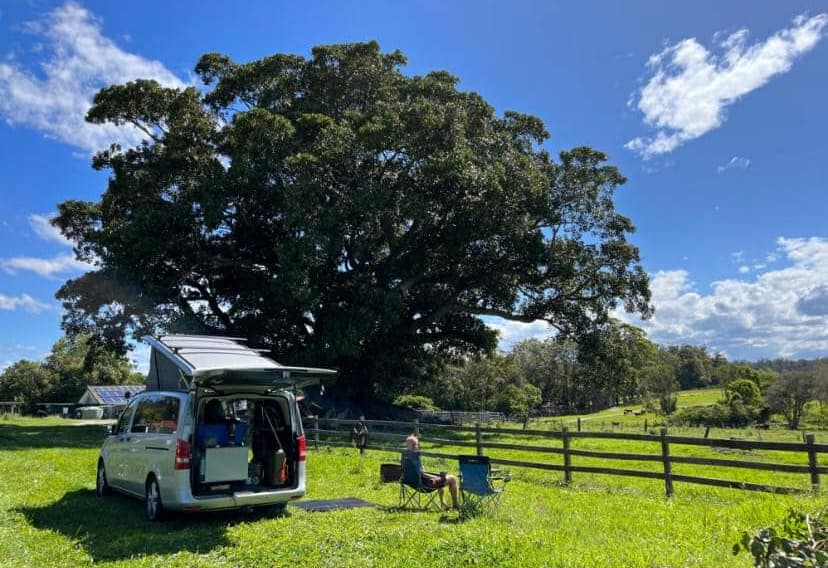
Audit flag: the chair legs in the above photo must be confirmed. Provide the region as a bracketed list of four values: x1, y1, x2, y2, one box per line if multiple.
[399, 483, 441, 511]
[459, 489, 503, 517]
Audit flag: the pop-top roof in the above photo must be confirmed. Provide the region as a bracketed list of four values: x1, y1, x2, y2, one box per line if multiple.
[145, 335, 281, 376]
[143, 335, 336, 388]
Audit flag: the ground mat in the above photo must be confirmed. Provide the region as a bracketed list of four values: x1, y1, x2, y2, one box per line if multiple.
[291, 497, 375, 512]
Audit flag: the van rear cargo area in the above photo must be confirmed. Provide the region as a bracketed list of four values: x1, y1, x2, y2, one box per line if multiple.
[192, 395, 299, 496]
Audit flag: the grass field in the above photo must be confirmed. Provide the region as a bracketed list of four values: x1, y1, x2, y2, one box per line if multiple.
[1, 416, 825, 567]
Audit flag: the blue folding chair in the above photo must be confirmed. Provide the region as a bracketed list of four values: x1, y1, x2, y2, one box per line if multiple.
[458, 455, 509, 517]
[399, 450, 441, 511]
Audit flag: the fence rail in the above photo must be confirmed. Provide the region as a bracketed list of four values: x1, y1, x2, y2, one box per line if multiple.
[304, 417, 827, 497]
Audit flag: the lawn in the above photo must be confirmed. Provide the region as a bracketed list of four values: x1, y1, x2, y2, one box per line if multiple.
[0, 416, 825, 567]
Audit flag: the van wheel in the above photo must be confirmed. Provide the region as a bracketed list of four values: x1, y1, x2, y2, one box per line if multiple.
[267, 503, 287, 517]
[96, 460, 111, 496]
[145, 476, 165, 522]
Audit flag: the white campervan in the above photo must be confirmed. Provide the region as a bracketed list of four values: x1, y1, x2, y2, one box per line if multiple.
[96, 335, 335, 521]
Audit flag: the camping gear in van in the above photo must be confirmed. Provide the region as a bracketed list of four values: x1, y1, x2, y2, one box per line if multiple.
[263, 404, 288, 485]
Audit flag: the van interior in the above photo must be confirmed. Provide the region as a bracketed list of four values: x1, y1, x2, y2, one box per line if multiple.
[192, 394, 298, 496]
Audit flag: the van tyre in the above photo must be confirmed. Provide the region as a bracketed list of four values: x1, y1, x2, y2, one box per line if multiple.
[145, 476, 165, 522]
[96, 460, 111, 497]
[267, 503, 287, 517]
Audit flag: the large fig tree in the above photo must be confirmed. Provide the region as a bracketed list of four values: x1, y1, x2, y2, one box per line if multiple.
[55, 42, 650, 399]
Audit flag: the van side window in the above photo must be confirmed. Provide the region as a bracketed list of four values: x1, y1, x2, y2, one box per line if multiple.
[115, 403, 136, 434]
[132, 396, 179, 434]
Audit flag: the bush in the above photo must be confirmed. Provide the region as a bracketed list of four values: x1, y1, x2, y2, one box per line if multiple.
[734, 508, 827, 567]
[672, 401, 758, 428]
[726, 378, 762, 407]
[392, 395, 438, 411]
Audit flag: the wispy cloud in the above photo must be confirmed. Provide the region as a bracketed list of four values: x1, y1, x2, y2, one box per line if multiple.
[0, 1, 185, 154]
[28, 213, 72, 246]
[0, 210, 90, 278]
[627, 14, 827, 158]
[717, 156, 751, 173]
[616, 236, 828, 359]
[1, 253, 88, 278]
[0, 293, 49, 312]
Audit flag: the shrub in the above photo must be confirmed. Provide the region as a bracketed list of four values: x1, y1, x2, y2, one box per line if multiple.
[392, 395, 438, 411]
[734, 508, 827, 567]
[672, 401, 757, 428]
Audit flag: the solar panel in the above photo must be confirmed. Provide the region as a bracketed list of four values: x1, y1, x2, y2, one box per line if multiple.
[88, 385, 145, 405]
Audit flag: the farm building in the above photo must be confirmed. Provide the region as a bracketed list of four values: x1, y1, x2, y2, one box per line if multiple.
[77, 385, 145, 418]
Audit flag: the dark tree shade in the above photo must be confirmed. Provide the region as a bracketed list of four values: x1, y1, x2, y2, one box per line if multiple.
[54, 42, 651, 398]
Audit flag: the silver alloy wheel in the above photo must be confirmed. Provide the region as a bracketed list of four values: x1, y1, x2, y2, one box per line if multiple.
[146, 478, 161, 521]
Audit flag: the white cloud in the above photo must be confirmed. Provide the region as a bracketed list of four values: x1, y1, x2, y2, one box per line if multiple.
[0, 293, 49, 312]
[738, 265, 750, 274]
[1, 253, 88, 278]
[617, 236, 828, 359]
[0, 1, 185, 154]
[484, 317, 554, 350]
[717, 156, 751, 173]
[627, 14, 827, 158]
[29, 213, 72, 246]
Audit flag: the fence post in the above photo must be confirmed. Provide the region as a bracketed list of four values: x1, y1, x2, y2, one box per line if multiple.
[413, 418, 420, 437]
[313, 416, 319, 450]
[644, 418, 648, 432]
[806, 433, 819, 492]
[577, 417, 581, 432]
[475, 422, 483, 457]
[660, 427, 674, 497]
[562, 426, 572, 485]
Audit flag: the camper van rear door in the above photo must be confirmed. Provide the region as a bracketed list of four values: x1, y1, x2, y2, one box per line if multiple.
[195, 367, 336, 390]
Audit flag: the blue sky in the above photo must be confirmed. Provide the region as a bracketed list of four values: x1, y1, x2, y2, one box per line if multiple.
[1, 1, 827, 370]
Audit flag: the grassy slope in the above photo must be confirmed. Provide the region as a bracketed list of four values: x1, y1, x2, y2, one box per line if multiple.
[1, 416, 825, 567]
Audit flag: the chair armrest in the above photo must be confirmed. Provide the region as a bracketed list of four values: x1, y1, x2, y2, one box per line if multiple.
[489, 471, 511, 482]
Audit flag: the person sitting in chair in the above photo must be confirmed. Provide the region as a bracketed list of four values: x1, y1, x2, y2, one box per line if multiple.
[403, 434, 459, 509]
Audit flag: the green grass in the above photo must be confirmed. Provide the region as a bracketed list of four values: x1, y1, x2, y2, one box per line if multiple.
[0, 416, 825, 567]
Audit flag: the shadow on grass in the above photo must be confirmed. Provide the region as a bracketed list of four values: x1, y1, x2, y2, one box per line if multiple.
[17, 489, 282, 562]
[0, 422, 106, 451]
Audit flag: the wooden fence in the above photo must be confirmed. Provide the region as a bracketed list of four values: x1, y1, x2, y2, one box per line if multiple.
[304, 417, 828, 497]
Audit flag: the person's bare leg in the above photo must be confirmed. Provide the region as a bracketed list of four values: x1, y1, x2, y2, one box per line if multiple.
[437, 486, 446, 507]
[447, 475, 459, 509]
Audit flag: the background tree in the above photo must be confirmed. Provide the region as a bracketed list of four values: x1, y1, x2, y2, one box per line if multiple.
[640, 349, 679, 415]
[0, 361, 58, 412]
[493, 382, 541, 423]
[53, 42, 650, 401]
[0, 334, 141, 411]
[766, 370, 817, 429]
[725, 378, 762, 408]
[427, 354, 524, 412]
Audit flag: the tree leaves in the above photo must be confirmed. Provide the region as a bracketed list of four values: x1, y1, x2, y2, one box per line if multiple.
[54, 42, 651, 398]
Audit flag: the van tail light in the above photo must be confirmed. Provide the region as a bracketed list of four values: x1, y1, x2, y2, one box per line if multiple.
[175, 439, 191, 470]
[296, 435, 306, 462]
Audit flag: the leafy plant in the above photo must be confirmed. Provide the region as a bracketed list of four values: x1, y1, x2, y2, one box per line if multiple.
[734, 508, 827, 567]
[392, 394, 437, 411]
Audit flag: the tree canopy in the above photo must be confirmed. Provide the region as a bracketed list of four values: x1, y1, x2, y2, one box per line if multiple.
[0, 334, 142, 410]
[54, 41, 650, 398]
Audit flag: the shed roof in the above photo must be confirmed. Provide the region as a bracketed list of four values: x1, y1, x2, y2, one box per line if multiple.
[82, 385, 145, 405]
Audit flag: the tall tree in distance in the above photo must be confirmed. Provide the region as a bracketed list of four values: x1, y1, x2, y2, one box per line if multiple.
[54, 42, 651, 400]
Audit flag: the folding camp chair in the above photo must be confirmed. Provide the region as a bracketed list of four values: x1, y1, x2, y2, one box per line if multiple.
[458, 455, 509, 517]
[398, 450, 442, 511]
